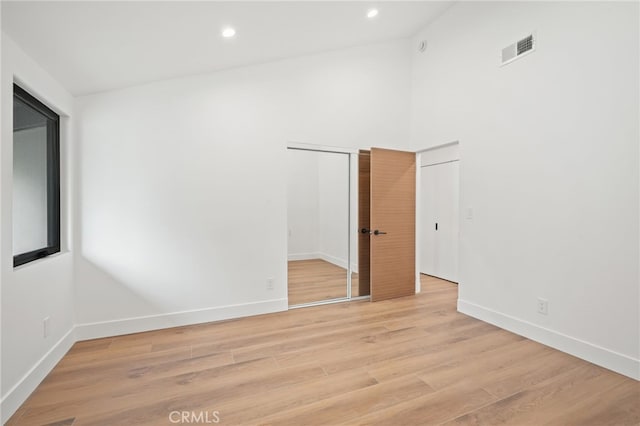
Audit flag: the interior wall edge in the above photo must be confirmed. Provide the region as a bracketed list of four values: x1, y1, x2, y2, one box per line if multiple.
[458, 299, 640, 381]
[74, 298, 288, 341]
[0, 326, 75, 424]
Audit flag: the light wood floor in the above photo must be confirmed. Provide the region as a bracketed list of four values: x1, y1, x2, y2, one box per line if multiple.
[8, 276, 639, 425]
[288, 259, 361, 305]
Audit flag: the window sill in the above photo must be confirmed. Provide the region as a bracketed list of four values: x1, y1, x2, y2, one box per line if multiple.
[13, 250, 71, 271]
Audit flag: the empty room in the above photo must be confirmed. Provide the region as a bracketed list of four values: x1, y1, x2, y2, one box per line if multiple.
[1, 1, 639, 425]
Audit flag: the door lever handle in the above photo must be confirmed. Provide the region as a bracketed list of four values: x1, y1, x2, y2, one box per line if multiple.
[373, 230, 387, 235]
[360, 228, 370, 234]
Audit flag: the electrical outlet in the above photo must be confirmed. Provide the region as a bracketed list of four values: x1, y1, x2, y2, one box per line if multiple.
[43, 316, 50, 338]
[537, 298, 548, 315]
[266, 278, 274, 290]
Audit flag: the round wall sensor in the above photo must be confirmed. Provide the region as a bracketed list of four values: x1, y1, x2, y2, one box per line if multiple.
[418, 40, 427, 52]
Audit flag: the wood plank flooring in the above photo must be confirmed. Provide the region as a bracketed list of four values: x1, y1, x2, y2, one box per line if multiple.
[8, 275, 639, 425]
[288, 259, 361, 305]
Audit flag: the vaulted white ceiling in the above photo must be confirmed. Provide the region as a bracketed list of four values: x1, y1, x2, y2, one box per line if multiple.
[1, 1, 453, 96]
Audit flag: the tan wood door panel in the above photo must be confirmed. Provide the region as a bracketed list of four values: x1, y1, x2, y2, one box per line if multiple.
[369, 148, 416, 302]
[358, 150, 371, 296]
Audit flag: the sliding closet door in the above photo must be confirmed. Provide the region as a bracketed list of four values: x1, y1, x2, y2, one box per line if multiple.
[287, 148, 350, 306]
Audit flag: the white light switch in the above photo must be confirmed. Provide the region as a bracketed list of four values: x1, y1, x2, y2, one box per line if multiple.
[466, 207, 473, 220]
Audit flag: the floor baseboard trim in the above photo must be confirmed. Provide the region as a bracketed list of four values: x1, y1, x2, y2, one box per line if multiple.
[2, 299, 288, 422]
[75, 298, 288, 341]
[1, 327, 76, 424]
[288, 253, 320, 261]
[457, 299, 640, 381]
[288, 253, 353, 271]
[317, 253, 348, 270]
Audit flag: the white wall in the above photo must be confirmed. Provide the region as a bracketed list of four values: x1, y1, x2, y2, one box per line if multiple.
[287, 149, 320, 258]
[1, 34, 76, 422]
[317, 152, 350, 268]
[287, 149, 350, 269]
[75, 40, 412, 337]
[410, 1, 639, 379]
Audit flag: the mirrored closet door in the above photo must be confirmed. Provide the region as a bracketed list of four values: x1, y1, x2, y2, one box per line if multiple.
[287, 147, 353, 306]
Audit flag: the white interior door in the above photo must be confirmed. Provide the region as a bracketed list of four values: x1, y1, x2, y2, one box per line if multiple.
[420, 161, 459, 282]
[420, 166, 437, 277]
[435, 161, 459, 282]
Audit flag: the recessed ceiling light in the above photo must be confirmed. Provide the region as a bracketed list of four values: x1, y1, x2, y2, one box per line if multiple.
[222, 27, 236, 38]
[367, 9, 379, 19]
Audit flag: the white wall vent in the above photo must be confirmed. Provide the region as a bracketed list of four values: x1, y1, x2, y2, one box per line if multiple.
[501, 33, 536, 66]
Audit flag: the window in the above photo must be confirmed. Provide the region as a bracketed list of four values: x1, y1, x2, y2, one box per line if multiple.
[13, 84, 60, 267]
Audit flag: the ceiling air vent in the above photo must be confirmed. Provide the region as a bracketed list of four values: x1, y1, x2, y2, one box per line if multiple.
[501, 33, 536, 66]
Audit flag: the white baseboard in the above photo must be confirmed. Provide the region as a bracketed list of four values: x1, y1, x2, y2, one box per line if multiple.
[75, 298, 288, 341]
[1, 327, 76, 424]
[2, 299, 288, 422]
[318, 253, 348, 270]
[288, 252, 353, 272]
[458, 299, 640, 381]
[288, 252, 320, 262]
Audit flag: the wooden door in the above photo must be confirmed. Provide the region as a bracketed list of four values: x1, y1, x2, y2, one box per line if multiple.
[358, 150, 371, 296]
[370, 148, 416, 302]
